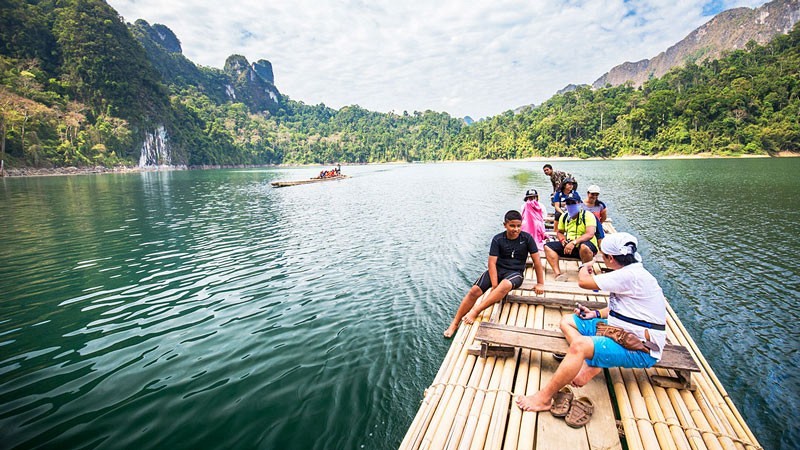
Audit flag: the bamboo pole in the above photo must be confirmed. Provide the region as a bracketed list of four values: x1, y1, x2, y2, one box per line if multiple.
[610, 368, 645, 450]
[516, 304, 545, 450]
[430, 301, 517, 449]
[404, 301, 484, 450]
[653, 368, 707, 450]
[502, 303, 531, 449]
[457, 352, 499, 450]
[621, 368, 661, 449]
[428, 352, 480, 449]
[665, 317, 755, 450]
[424, 301, 509, 449]
[400, 326, 463, 450]
[689, 376, 741, 450]
[666, 304, 759, 448]
[678, 386, 726, 450]
[445, 351, 488, 450]
[634, 368, 679, 450]
[484, 304, 525, 450]
[466, 355, 507, 450]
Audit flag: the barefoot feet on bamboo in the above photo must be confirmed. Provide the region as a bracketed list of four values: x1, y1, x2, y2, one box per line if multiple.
[515, 392, 553, 412]
[462, 310, 479, 324]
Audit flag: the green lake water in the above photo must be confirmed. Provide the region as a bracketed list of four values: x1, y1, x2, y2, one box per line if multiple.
[1, 159, 797, 450]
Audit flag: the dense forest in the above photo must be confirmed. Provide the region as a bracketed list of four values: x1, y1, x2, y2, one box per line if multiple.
[454, 27, 800, 158]
[1, 0, 799, 170]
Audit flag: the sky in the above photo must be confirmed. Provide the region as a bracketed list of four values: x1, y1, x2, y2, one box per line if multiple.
[107, 0, 768, 119]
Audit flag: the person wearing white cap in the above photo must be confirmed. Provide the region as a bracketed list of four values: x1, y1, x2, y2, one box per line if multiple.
[582, 185, 607, 246]
[517, 232, 666, 413]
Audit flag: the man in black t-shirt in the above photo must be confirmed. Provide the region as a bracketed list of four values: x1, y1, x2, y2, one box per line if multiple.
[444, 210, 545, 338]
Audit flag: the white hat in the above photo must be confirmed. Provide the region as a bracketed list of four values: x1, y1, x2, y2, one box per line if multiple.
[600, 232, 642, 262]
[587, 185, 601, 194]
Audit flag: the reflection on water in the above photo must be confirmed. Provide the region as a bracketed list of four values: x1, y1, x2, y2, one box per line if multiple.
[0, 159, 797, 450]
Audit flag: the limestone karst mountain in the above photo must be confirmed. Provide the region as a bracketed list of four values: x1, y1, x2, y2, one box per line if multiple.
[593, 0, 800, 88]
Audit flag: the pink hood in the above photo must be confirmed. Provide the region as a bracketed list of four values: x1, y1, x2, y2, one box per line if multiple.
[521, 200, 547, 249]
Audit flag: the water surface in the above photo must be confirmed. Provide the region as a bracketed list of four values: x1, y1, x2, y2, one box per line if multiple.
[1, 159, 797, 450]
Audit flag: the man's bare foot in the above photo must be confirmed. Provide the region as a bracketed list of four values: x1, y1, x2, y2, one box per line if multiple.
[571, 365, 602, 387]
[443, 325, 458, 338]
[462, 310, 479, 324]
[554, 273, 568, 282]
[515, 392, 553, 412]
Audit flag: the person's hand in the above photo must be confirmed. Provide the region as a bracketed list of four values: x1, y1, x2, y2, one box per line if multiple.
[534, 283, 544, 295]
[574, 303, 594, 320]
[565, 241, 575, 253]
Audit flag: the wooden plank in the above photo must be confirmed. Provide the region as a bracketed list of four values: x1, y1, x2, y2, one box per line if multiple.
[519, 279, 610, 297]
[564, 310, 622, 450]
[475, 323, 700, 373]
[505, 294, 609, 311]
[535, 299, 589, 450]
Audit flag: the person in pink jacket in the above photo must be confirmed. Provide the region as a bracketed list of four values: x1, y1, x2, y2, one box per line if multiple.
[520, 189, 548, 250]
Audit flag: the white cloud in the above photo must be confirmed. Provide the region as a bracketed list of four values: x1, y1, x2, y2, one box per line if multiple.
[108, 0, 768, 119]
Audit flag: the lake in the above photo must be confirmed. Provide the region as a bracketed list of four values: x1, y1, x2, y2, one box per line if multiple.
[1, 159, 797, 450]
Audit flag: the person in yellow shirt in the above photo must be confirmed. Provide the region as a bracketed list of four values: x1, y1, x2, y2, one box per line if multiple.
[544, 197, 597, 281]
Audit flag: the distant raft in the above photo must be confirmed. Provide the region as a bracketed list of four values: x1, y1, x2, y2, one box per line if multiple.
[270, 175, 350, 188]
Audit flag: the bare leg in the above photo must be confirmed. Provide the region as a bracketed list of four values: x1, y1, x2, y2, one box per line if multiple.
[579, 244, 595, 264]
[545, 246, 561, 279]
[444, 285, 483, 338]
[571, 363, 603, 387]
[463, 279, 513, 324]
[561, 314, 602, 387]
[516, 335, 596, 411]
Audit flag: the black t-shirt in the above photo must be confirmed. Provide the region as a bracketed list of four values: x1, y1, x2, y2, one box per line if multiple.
[489, 231, 538, 272]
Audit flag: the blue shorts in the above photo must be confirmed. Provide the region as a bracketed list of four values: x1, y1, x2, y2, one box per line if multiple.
[474, 269, 524, 292]
[572, 316, 658, 369]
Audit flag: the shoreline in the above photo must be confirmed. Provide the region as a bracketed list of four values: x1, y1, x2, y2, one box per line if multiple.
[3, 151, 798, 178]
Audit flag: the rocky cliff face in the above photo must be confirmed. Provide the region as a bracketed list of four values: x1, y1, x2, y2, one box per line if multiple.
[593, 0, 800, 88]
[223, 55, 281, 113]
[131, 21, 281, 113]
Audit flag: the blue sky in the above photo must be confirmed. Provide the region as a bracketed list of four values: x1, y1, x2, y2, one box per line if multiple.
[107, 0, 767, 119]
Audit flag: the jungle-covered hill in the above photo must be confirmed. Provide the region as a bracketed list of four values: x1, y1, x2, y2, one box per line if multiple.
[1, 0, 799, 170]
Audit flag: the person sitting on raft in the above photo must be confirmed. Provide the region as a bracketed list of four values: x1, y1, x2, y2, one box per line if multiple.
[520, 189, 548, 251]
[582, 184, 607, 247]
[444, 210, 545, 338]
[516, 232, 667, 412]
[545, 197, 597, 282]
[552, 177, 581, 225]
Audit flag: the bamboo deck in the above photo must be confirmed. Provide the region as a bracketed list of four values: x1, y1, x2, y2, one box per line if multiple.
[400, 225, 761, 450]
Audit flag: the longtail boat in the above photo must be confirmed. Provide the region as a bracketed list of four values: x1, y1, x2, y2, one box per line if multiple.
[400, 221, 761, 450]
[270, 174, 349, 188]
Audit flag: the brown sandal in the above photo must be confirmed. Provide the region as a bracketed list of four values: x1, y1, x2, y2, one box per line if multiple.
[549, 386, 573, 417]
[565, 396, 594, 428]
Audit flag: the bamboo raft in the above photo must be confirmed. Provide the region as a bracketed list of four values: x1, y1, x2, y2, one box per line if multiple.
[400, 223, 761, 450]
[270, 174, 349, 187]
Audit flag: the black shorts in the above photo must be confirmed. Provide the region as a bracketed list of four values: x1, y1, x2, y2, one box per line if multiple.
[474, 269, 524, 292]
[545, 240, 598, 257]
